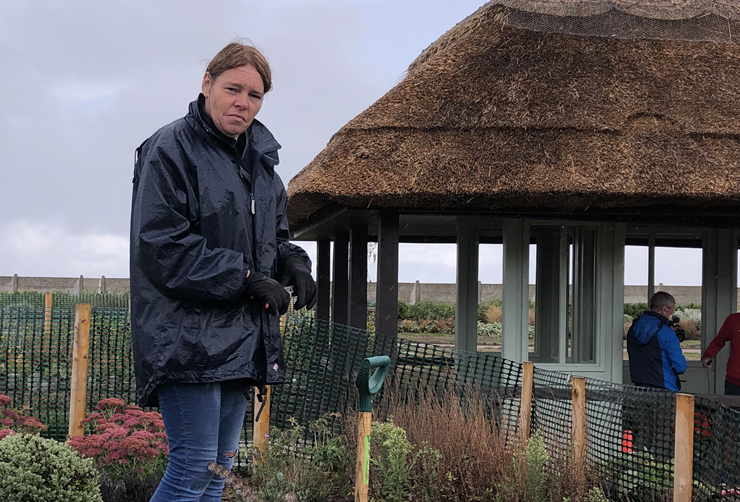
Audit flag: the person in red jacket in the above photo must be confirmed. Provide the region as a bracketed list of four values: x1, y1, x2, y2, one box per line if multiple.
[702, 313, 740, 395]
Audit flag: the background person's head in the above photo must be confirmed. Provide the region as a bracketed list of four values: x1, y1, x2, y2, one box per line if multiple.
[201, 42, 272, 139]
[649, 291, 676, 319]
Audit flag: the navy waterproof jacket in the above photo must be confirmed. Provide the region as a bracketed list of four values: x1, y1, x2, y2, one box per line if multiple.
[130, 95, 310, 407]
[627, 311, 687, 391]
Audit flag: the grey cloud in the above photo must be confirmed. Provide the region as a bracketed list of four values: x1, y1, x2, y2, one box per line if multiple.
[0, 0, 505, 278]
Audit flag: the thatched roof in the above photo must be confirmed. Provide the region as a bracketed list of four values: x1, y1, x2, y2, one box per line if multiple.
[496, 0, 740, 20]
[287, 1, 740, 229]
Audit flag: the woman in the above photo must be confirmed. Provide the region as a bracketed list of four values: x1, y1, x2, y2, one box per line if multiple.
[130, 42, 316, 501]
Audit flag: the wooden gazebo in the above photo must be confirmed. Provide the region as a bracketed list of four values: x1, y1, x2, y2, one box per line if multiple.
[287, 0, 740, 392]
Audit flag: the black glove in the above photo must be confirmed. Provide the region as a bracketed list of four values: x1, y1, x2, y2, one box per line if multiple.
[280, 255, 317, 310]
[244, 271, 290, 316]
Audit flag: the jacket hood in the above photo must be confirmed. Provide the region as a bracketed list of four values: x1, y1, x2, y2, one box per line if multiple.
[631, 311, 668, 345]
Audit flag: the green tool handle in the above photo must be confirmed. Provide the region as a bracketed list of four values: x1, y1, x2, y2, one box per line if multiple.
[355, 356, 390, 412]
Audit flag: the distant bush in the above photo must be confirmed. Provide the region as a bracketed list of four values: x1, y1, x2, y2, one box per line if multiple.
[478, 322, 502, 337]
[624, 303, 647, 320]
[675, 307, 701, 329]
[679, 302, 701, 310]
[398, 301, 455, 322]
[398, 317, 455, 334]
[678, 319, 701, 340]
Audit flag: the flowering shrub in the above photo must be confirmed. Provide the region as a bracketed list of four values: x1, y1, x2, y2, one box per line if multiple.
[0, 393, 47, 440]
[69, 398, 169, 484]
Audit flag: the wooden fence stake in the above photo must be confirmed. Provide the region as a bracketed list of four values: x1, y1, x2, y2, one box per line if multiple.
[253, 385, 271, 463]
[44, 293, 52, 334]
[571, 376, 587, 474]
[355, 409, 372, 502]
[68, 303, 91, 438]
[674, 393, 695, 502]
[519, 361, 534, 444]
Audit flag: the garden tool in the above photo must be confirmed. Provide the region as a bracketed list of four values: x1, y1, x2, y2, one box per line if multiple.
[354, 355, 391, 502]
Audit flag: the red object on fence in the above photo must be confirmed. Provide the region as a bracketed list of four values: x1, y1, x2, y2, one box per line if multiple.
[693, 411, 711, 437]
[621, 430, 633, 453]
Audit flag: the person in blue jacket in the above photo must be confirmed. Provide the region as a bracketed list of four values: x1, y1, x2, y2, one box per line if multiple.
[627, 291, 687, 391]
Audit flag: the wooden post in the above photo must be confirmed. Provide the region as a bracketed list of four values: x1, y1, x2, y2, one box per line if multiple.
[571, 376, 587, 468]
[253, 385, 271, 462]
[674, 393, 695, 502]
[44, 293, 52, 334]
[355, 410, 372, 502]
[68, 303, 91, 437]
[571, 376, 588, 491]
[519, 361, 534, 444]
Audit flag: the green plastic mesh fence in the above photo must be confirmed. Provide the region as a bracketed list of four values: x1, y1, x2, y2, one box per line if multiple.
[692, 396, 740, 501]
[391, 339, 523, 437]
[0, 305, 135, 440]
[2, 303, 740, 498]
[585, 380, 676, 501]
[0, 292, 130, 308]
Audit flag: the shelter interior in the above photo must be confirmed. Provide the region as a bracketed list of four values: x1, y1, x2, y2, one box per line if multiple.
[293, 208, 738, 395]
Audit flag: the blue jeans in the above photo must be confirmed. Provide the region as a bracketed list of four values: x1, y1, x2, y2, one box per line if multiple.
[150, 381, 248, 502]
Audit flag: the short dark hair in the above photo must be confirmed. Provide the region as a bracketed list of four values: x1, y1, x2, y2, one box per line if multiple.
[206, 41, 272, 93]
[650, 291, 675, 312]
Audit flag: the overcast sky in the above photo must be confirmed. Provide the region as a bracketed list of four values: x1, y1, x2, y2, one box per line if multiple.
[0, 0, 707, 286]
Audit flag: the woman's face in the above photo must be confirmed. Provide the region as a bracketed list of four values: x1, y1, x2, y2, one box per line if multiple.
[201, 64, 264, 138]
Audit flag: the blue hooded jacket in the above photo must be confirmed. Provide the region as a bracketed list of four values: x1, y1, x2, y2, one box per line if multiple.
[627, 311, 687, 391]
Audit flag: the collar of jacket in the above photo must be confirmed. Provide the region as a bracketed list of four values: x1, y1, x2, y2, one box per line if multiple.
[187, 94, 282, 174]
[643, 310, 669, 324]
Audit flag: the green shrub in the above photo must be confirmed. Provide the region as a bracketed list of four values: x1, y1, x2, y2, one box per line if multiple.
[248, 414, 353, 502]
[478, 303, 489, 323]
[624, 303, 647, 320]
[477, 322, 502, 337]
[398, 301, 455, 322]
[497, 432, 548, 502]
[398, 300, 410, 320]
[678, 302, 701, 310]
[370, 419, 415, 502]
[0, 433, 102, 502]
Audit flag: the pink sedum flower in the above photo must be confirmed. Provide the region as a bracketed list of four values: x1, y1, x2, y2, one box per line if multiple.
[69, 398, 169, 477]
[95, 398, 126, 410]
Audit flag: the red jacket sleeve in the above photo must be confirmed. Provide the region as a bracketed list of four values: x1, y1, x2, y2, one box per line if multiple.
[702, 315, 738, 360]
